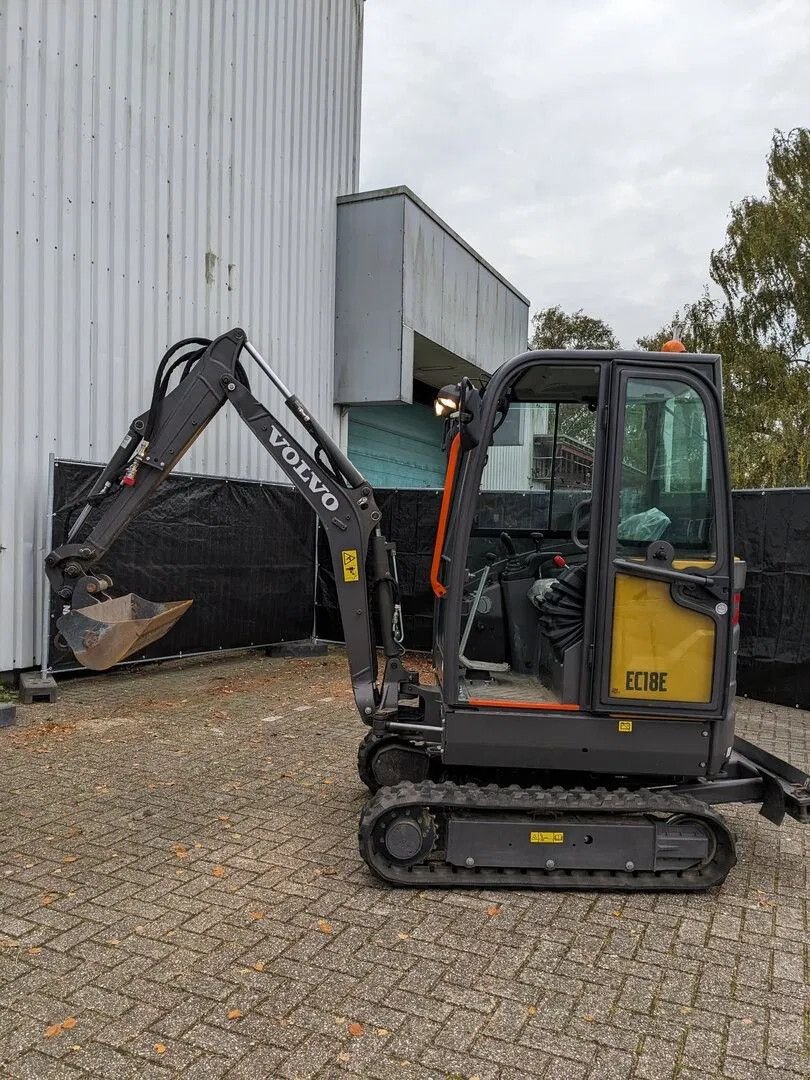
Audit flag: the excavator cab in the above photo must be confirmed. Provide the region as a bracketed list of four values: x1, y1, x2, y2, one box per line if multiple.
[434, 354, 738, 743]
[431, 350, 739, 778]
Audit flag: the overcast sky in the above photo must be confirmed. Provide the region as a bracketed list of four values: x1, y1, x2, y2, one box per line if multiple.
[360, 0, 810, 346]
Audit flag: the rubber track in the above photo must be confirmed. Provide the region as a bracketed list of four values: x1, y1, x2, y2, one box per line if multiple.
[358, 781, 737, 891]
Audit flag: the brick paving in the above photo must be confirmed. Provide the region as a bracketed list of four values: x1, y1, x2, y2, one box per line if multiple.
[0, 648, 807, 1080]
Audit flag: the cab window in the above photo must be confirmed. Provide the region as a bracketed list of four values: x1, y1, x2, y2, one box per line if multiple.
[616, 378, 715, 563]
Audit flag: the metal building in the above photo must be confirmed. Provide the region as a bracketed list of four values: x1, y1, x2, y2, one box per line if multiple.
[0, 0, 363, 670]
[335, 188, 529, 486]
[0, 3, 529, 672]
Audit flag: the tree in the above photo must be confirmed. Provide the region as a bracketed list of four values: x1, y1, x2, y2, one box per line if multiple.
[710, 128, 810, 363]
[638, 129, 810, 488]
[530, 305, 619, 351]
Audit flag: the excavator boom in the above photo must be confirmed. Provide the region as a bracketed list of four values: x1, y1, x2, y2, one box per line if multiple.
[45, 329, 407, 718]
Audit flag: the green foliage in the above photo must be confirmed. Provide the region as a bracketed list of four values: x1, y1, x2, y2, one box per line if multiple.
[639, 129, 810, 489]
[530, 305, 619, 351]
[710, 128, 810, 362]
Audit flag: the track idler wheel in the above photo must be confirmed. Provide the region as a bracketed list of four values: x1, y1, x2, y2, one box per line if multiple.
[374, 805, 435, 866]
[357, 734, 430, 792]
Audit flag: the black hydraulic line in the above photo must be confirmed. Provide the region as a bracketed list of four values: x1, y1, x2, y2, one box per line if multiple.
[144, 337, 213, 441]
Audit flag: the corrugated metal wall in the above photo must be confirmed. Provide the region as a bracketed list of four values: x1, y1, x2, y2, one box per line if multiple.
[0, 0, 363, 669]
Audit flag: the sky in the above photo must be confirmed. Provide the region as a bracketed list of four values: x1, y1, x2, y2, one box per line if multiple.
[360, 0, 810, 346]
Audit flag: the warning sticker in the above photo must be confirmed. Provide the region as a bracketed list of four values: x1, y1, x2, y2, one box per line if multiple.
[618, 720, 633, 733]
[341, 549, 359, 582]
[530, 831, 564, 844]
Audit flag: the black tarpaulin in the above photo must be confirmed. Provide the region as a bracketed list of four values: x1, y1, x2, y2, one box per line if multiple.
[733, 488, 810, 707]
[48, 462, 810, 709]
[49, 460, 315, 669]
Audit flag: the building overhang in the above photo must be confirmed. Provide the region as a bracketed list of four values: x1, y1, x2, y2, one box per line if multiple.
[335, 186, 530, 405]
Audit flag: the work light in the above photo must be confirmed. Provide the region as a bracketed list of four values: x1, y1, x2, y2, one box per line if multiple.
[434, 384, 461, 417]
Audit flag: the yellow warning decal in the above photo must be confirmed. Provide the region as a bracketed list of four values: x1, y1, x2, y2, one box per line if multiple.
[530, 831, 564, 844]
[341, 549, 359, 582]
[618, 720, 633, 733]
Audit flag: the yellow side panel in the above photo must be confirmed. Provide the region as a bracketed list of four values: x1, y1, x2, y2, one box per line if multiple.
[610, 574, 715, 702]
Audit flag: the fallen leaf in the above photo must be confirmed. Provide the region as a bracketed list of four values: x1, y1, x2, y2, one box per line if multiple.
[485, 904, 502, 918]
[44, 1024, 63, 1038]
[218, 815, 230, 822]
[337, 1052, 351, 1062]
[70, 1045, 82, 1051]
[250, 911, 265, 921]
[347, 1021, 364, 1037]
[396, 932, 410, 941]
[583, 1014, 595, 1022]
[28, 947, 42, 956]
[227, 1009, 242, 1020]
[61, 1018, 77, 1031]
[40, 893, 57, 907]
[375, 1027, 390, 1037]
[171, 843, 189, 859]
[62, 855, 79, 864]
[741, 1017, 754, 1025]
[612, 910, 622, 918]
[527, 1005, 537, 1016]
[253, 961, 265, 972]
[154, 1043, 167, 1054]
[317, 919, 334, 934]
[212, 865, 227, 878]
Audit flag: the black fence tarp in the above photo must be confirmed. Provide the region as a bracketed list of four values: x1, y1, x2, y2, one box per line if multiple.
[49, 461, 315, 669]
[732, 489, 810, 707]
[49, 463, 810, 709]
[317, 487, 810, 709]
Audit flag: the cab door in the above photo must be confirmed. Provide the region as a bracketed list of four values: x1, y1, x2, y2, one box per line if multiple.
[594, 364, 733, 714]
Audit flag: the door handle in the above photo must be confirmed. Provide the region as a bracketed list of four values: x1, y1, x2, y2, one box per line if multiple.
[613, 558, 728, 599]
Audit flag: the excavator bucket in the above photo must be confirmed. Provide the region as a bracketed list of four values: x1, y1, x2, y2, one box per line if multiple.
[56, 595, 193, 670]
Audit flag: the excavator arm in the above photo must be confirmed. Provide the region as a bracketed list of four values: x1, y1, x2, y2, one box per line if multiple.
[45, 328, 407, 721]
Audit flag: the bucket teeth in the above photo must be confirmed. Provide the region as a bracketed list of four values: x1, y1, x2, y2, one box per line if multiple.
[56, 595, 193, 670]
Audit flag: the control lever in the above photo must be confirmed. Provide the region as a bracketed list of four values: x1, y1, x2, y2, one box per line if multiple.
[499, 531, 516, 556]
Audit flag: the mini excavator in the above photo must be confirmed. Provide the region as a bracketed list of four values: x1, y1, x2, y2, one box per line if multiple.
[45, 329, 810, 889]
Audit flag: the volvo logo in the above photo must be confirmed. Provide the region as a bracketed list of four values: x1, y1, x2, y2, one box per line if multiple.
[268, 426, 340, 511]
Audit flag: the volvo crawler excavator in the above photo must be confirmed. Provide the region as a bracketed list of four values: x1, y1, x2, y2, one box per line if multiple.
[45, 329, 810, 890]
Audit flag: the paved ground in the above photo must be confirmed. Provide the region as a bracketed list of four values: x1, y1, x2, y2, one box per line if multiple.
[0, 649, 807, 1080]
